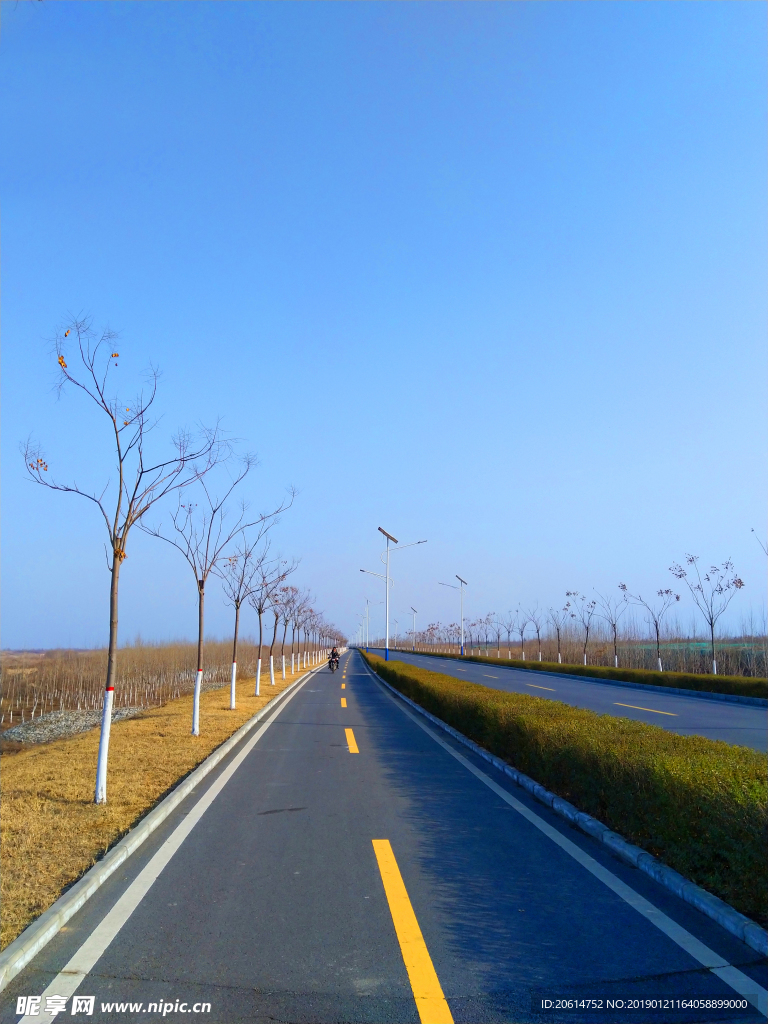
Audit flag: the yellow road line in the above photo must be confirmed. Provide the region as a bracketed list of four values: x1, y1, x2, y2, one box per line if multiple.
[345, 727, 359, 753]
[341, 683, 346, 689]
[526, 683, 555, 691]
[372, 840, 453, 1024]
[615, 702, 677, 716]
[341, 697, 347, 707]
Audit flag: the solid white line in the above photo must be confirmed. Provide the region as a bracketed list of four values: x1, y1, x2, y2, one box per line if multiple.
[17, 674, 313, 1023]
[362, 659, 767, 1018]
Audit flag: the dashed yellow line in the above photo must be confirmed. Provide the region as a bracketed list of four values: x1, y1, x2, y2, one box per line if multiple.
[372, 840, 453, 1024]
[345, 727, 359, 753]
[341, 683, 346, 689]
[341, 697, 347, 707]
[615, 702, 677, 716]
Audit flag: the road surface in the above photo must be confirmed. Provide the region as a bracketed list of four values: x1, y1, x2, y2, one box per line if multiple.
[3, 651, 765, 1024]
[371, 649, 767, 751]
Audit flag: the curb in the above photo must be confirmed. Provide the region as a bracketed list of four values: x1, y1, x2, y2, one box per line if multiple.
[360, 656, 768, 958]
[0, 665, 323, 994]
[377, 649, 768, 707]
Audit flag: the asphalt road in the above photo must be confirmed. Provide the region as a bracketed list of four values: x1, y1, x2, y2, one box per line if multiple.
[3, 651, 765, 1024]
[370, 649, 767, 752]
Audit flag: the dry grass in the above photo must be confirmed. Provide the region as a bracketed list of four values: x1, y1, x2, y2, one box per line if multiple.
[0, 666, 307, 950]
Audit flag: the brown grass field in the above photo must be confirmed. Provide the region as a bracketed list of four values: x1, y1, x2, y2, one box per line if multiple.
[0, 666, 308, 950]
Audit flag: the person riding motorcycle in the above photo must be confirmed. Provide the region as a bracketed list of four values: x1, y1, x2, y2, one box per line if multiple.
[329, 646, 340, 671]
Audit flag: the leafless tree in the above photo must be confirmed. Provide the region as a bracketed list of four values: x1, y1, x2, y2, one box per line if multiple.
[618, 584, 678, 672]
[219, 533, 272, 708]
[502, 612, 516, 655]
[595, 591, 628, 668]
[566, 591, 596, 665]
[515, 608, 529, 660]
[527, 606, 544, 661]
[669, 556, 745, 674]
[144, 463, 292, 733]
[249, 554, 295, 687]
[22, 316, 228, 803]
[547, 603, 570, 664]
[268, 563, 298, 663]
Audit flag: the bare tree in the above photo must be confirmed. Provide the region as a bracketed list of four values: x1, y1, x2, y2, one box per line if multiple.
[527, 606, 544, 661]
[249, 555, 295, 688]
[144, 463, 292, 733]
[595, 591, 628, 668]
[618, 584, 678, 672]
[566, 591, 596, 665]
[22, 316, 227, 803]
[219, 533, 272, 709]
[547, 604, 570, 664]
[669, 556, 745, 674]
[515, 608, 529, 661]
[502, 612, 516, 656]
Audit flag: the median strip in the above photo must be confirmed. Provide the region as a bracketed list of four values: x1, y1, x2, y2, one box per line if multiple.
[372, 839, 453, 1024]
[341, 698, 347, 708]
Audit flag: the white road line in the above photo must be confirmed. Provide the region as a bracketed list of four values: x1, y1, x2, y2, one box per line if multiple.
[363, 659, 767, 1018]
[17, 674, 313, 1023]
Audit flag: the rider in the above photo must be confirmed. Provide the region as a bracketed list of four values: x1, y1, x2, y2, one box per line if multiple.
[330, 646, 339, 663]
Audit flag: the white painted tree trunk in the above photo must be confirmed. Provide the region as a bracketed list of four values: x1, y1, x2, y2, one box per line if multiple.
[658, 658, 663, 672]
[291, 653, 295, 673]
[282, 656, 286, 679]
[558, 653, 562, 663]
[94, 687, 114, 804]
[538, 652, 542, 661]
[269, 655, 275, 685]
[255, 659, 261, 696]
[230, 662, 237, 709]
[192, 670, 203, 735]
[712, 659, 717, 675]
[614, 655, 619, 668]
[583, 654, 587, 665]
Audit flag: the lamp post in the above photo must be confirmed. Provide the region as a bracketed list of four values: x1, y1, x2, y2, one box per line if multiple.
[411, 607, 417, 651]
[361, 527, 426, 661]
[439, 575, 467, 655]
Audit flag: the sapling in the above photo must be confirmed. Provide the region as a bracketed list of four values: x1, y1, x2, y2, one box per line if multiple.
[595, 591, 628, 668]
[669, 556, 744, 674]
[22, 317, 226, 803]
[566, 591, 596, 665]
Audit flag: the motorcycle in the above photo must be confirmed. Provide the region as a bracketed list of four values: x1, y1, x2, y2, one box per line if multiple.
[328, 655, 340, 673]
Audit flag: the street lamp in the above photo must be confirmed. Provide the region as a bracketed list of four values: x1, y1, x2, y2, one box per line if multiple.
[411, 607, 417, 651]
[361, 527, 426, 661]
[439, 575, 467, 655]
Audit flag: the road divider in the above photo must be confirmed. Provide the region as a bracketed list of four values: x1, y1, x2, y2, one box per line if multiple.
[360, 651, 767, 938]
[345, 728, 359, 753]
[615, 702, 676, 716]
[372, 840, 453, 1024]
[341, 698, 347, 708]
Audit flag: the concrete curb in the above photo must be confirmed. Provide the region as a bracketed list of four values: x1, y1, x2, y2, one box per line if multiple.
[0, 665, 323, 994]
[377, 649, 768, 707]
[361, 657, 768, 958]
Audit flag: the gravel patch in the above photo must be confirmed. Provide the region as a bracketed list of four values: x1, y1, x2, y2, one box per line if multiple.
[2, 707, 147, 746]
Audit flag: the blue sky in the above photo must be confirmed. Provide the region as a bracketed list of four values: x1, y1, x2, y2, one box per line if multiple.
[2, 1, 766, 649]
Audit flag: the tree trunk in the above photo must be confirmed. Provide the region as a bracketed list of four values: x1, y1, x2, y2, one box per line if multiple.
[230, 601, 240, 710]
[192, 580, 205, 735]
[711, 623, 717, 674]
[269, 610, 279, 657]
[95, 555, 121, 804]
[655, 622, 662, 673]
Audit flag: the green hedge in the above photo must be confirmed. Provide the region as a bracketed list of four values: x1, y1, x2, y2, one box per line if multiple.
[362, 651, 768, 926]
[390, 648, 768, 699]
